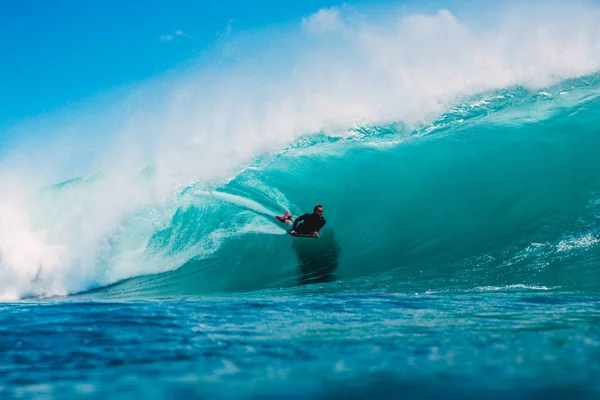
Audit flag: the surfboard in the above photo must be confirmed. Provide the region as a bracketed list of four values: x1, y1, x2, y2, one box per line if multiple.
[289, 232, 319, 239]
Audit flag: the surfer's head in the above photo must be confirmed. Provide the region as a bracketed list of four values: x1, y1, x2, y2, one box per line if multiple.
[313, 204, 324, 217]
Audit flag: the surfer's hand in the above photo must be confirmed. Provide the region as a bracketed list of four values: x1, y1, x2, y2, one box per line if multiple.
[290, 230, 296, 235]
[313, 232, 319, 238]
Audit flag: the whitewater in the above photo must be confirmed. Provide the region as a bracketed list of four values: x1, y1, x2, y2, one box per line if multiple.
[2, 2, 600, 399]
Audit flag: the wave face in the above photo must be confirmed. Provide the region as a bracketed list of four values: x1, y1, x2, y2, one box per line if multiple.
[108, 77, 600, 298]
[2, 5, 600, 300]
[4, 75, 600, 300]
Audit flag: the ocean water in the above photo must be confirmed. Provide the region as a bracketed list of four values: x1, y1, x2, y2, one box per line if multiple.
[3, 4, 600, 399]
[3, 292, 600, 399]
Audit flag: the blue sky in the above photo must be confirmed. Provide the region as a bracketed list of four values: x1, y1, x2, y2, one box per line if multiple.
[0, 0, 372, 132]
[0, 0, 501, 136]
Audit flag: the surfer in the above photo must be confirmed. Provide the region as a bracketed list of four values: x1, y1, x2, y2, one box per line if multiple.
[276, 205, 326, 238]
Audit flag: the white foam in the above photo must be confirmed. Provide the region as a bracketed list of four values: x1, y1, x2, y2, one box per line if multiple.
[473, 284, 556, 292]
[425, 284, 558, 295]
[191, 190, 278, 219]
[556, 233, 600, 252]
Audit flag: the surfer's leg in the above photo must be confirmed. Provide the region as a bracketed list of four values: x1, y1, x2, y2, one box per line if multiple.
[276, 212, 292, 223]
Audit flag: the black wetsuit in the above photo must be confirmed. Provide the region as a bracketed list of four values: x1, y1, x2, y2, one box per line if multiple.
[292, 213, 326, 235]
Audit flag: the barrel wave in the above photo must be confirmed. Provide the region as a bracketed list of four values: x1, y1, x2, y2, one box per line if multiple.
[1, 75, 598, 301]
[2, 4, 600, 301]
[5, 5, 600, 399]
[103, 77, 600, 298]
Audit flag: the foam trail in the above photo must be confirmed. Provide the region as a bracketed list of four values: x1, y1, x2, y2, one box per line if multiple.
[191, 190, 280, 220]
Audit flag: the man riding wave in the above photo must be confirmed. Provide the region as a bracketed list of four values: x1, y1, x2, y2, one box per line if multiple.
[276, 204, 326, 238]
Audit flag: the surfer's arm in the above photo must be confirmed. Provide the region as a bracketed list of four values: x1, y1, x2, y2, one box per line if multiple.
[312, 219, 326, 236]
[291, 214, 307, 231]
[318, 219, 326, 231]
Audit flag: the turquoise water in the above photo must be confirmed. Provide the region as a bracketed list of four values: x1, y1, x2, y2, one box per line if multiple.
[2, 292, 600, 399]
[84, 75, 600, 298]
[2, 70, 600, 398]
